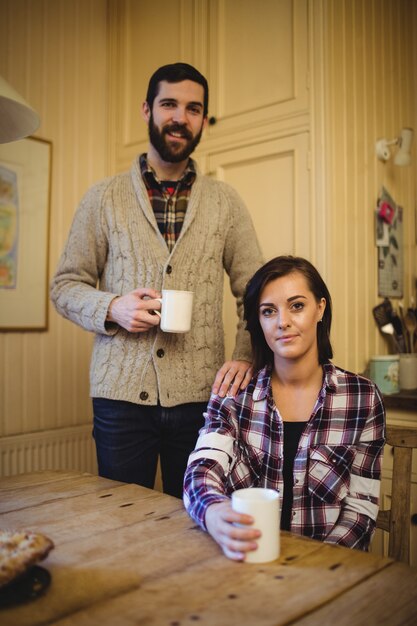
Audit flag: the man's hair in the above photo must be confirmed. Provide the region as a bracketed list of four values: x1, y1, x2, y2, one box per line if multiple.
[146, 62, 209, 116]
[244, 255, 333, 371]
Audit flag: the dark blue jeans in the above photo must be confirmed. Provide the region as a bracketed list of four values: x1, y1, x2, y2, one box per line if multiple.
[92, 398, 206, 499]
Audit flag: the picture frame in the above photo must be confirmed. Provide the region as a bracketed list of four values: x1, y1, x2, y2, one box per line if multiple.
[0, 136, 52, 330]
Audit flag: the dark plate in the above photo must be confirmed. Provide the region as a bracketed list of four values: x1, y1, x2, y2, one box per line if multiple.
[0, 565, 51, 608]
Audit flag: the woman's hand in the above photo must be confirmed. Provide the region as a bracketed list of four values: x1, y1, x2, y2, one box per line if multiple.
[205, 500, 261, 561]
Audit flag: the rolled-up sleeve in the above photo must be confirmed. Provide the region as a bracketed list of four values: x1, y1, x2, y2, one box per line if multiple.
[183, 396, 238, 530]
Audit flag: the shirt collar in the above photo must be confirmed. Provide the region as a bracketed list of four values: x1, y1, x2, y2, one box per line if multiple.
[252, 361, 337, 403]
[139, 153, 196, 189]
[322, 361, 338, 393]
[252, 365, 273, 402]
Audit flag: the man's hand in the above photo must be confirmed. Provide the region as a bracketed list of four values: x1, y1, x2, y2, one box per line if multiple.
[212, 360, 253, 398]
[205, 500, 260, 561]
[107, 288, 161, 333]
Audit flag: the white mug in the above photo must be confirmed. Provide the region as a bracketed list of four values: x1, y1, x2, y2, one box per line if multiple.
[231, 487, 280, 563]
[155, 289, 193, 333]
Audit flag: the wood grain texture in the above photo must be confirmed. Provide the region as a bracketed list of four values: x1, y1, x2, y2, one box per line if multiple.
[376, 424, 417, 563]
[2, 471, 416, 626]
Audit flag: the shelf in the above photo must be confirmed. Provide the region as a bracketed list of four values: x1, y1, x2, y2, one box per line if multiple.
[383, 389, 417, 412]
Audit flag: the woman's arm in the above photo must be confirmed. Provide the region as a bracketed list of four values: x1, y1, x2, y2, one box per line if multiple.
[183, 397, 238, 530]
[184, 383, 272, 559]
[184, 445, 262, 561]
[324, 386, 386, 550]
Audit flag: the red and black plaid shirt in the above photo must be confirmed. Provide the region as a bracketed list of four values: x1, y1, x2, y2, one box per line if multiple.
[184, 362, 386, 551]
[140, 153, 196, 252]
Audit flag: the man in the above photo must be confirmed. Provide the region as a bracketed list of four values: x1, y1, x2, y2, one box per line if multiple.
[50, 63, 263, 498]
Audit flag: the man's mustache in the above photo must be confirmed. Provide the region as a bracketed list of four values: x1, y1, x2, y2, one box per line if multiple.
[163, 123, 193, 140]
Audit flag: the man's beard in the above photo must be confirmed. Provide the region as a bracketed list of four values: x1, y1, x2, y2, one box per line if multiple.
[148, 113, 203, 163]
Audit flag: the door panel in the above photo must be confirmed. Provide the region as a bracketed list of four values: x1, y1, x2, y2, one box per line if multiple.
[207, 133, 310, 359]
[207, 0, 308, 137]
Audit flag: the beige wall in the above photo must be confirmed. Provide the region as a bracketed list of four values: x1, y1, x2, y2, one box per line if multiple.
[0, 0, 108, 439]
[0, 0, 415, 459]
[317, 0, 416, 374]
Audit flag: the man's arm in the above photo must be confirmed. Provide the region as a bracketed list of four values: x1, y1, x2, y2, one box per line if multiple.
[50, 181, 116, 333]
[50, 181, 161, 335]
[214, 183, 263, 396]
[211, 360, 253, 397]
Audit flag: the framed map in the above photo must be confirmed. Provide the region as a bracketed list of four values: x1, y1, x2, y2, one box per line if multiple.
[0, 136, 52, 330]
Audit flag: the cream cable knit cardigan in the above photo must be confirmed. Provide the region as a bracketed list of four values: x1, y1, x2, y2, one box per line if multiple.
[50, 158, 263, 407]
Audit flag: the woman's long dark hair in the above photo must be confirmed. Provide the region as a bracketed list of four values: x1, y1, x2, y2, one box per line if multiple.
[244, 256, 333, 372]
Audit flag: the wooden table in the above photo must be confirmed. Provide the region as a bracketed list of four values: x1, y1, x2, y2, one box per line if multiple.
[1, 471, 416, 626]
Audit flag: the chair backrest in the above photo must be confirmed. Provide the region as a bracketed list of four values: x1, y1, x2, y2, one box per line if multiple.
[376, 424, 417, 564]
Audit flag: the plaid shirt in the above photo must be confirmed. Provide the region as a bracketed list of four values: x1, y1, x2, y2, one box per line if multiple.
[184, 362, 385, 550]
[140, 153, 196, 252]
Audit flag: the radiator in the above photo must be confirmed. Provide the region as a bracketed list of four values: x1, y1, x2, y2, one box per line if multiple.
[0, 425, 98, 478]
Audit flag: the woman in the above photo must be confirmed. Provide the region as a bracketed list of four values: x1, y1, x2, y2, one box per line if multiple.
[183, 256, 385, 560]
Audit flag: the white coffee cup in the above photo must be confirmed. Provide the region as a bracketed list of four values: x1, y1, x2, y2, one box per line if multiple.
[231, 487, 280, 563]
[154, 289, 193, 333]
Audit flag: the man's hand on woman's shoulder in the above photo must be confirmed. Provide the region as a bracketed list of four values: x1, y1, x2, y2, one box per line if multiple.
[212, 360, 253, 398]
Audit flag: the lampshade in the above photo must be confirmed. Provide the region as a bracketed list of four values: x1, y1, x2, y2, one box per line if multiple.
[0, 75, 40, 143]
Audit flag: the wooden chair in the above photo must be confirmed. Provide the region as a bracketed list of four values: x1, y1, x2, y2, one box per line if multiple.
[376, 424, 417, 564]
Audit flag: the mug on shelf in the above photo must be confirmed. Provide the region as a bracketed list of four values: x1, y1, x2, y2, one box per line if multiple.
[369, 355, 399, 395]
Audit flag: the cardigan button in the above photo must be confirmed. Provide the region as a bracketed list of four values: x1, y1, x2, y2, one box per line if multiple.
[157, 349, 165, 358]
[166, 265, 172, 274]
[139, 391, 149, 401]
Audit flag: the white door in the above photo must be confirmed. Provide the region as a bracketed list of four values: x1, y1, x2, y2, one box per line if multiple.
[207, 132, 310, 359]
